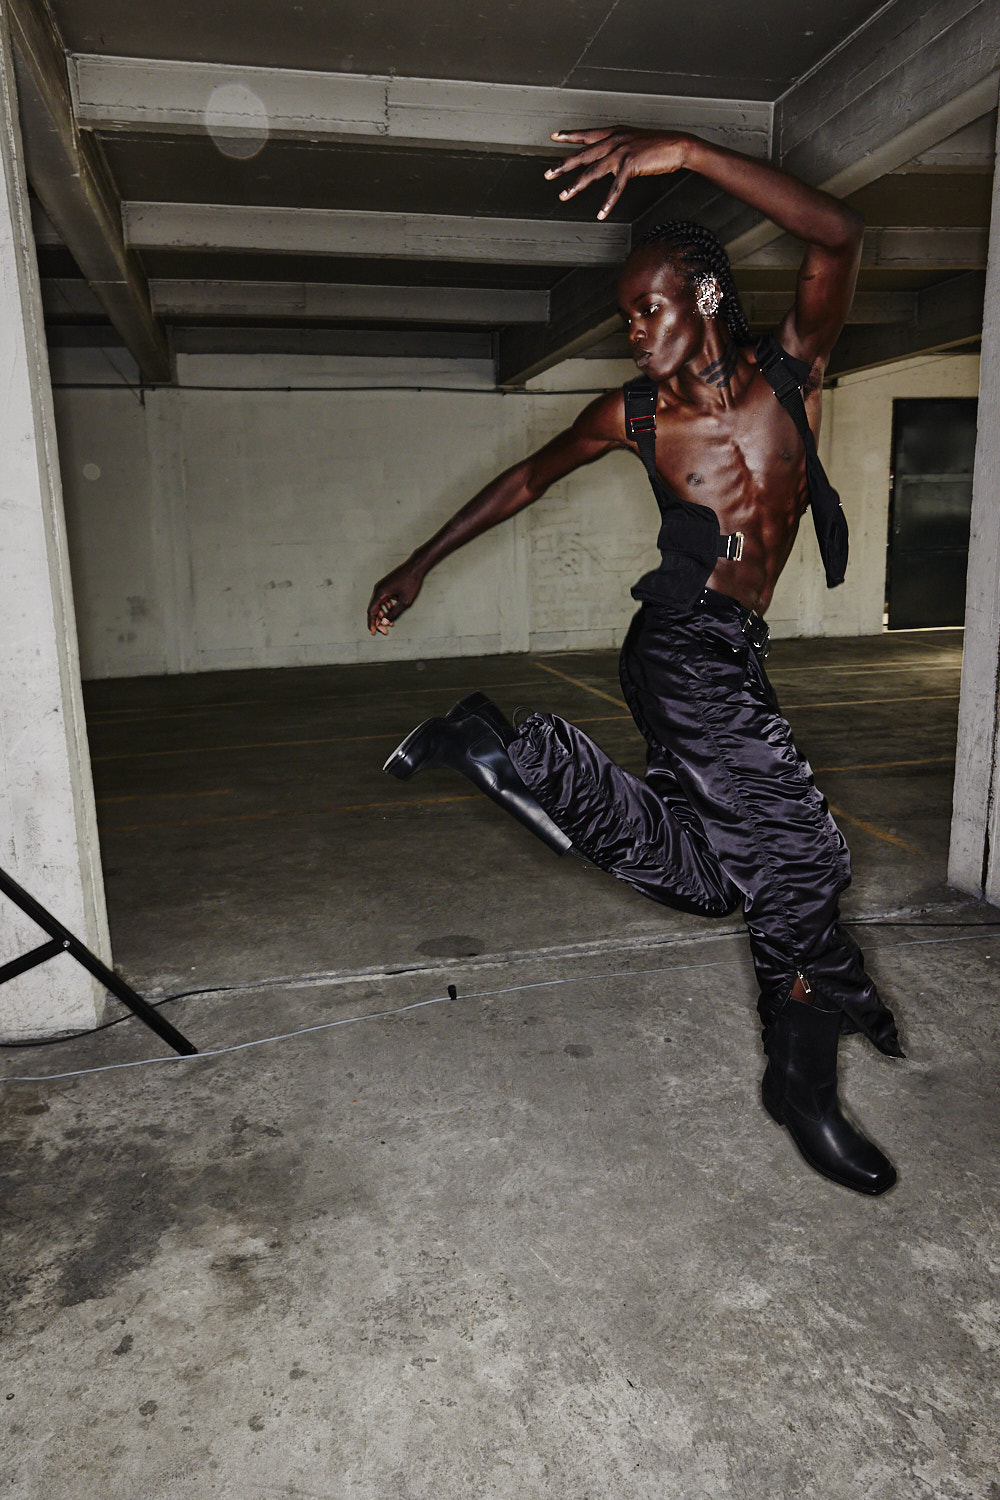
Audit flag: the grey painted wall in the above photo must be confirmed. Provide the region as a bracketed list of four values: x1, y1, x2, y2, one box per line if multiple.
[52, 352, 981, 680]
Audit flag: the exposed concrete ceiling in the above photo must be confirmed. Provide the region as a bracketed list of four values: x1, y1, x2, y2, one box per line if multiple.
[7, 0, 1000, 385]
[40, 0, 894, 96]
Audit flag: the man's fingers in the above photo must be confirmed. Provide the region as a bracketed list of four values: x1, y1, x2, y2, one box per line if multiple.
[550, 128, 616, 145]
[556, 150, 626, 203]
[597, 164, 633, 220]
[367, 589, 400, 635]
[546, 137, 626, 183]
[544, 136, 618, 180]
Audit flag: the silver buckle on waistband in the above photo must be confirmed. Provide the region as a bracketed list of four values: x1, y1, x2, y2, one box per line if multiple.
[724, 531, 745, 562]
[741, 610, 770, 657]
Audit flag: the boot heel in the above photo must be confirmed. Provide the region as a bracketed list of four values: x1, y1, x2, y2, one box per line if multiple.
[383, 718, 439, 779]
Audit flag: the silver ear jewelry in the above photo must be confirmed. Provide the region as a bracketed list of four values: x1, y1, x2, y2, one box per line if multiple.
[695, 275, 722, 318]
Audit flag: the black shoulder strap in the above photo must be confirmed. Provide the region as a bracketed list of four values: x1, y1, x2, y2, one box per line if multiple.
[754, 334, 814, 451]
[623, 374, 658, 484]
[622, 374, 746, 564]
[754, 334, 848, 588]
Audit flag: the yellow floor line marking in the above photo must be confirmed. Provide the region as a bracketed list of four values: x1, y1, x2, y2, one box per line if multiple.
[897, 633, 964, 653]
[98, 754, 955, 835]
[91, 672, 627, 757]
[86, 677, 551, 725]
[827, 804, 924, 855]
[783, 693, 958, 710]
[97, 788, 232, 804]
[531, 659, 623, 707]
[93, 731, 399, 762]
[86, 660, 963, 723]
[86, 654, 964, 725]
[766, 661, 960, 677]
[92, 701, 961, 763]
[815, 755, 955, 773]
[552, 694, 958, 718]
[102, 793, 477, 834]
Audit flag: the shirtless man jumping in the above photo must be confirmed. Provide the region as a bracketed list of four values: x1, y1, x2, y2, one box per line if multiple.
[366, 128, 903, 1196]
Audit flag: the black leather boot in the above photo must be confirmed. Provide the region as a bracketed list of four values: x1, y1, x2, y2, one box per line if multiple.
[443, 691, 516, 742]
[762, 997, 897, 1195]
[383, 695, 573, 856]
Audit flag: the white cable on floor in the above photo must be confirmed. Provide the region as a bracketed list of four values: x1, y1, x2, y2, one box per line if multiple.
[1, 928, 993, 1086]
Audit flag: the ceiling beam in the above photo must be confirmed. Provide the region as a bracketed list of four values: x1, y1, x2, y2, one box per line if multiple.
[497, 0, 1000, 384]
[497, 269, 623, 386]
[171, 327, 493, 361]
[123, 202, 630, 267]
[736, 226, 989, 271]
[721, 0, 1000, 263]
[29, 196, 60, 241]
[567, 288, 926, 360]
[826, 270, 986, 377]
[68, 54, 771, 158]
[7, 0, 169, 381]
[740, 289, 918, 325]
[897, 109, 997, 172]
[147, 280, 549, 324]
[39, 277, 104, 317]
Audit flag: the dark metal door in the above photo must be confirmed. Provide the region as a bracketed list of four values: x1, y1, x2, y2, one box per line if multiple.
[887, 397, 978, 630]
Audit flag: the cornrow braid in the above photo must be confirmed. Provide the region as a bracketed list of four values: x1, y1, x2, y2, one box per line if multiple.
[634, 221, 754, 348]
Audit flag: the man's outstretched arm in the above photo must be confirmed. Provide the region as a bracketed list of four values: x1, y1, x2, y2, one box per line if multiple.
[547, 129, 863, 366]
[366, 393, 623, 635]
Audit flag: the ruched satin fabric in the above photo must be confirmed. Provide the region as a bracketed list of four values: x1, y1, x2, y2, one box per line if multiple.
[508, 596, 901, 1056]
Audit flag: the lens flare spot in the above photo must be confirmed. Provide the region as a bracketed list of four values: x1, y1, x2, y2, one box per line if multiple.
[204, 83, 270, 160]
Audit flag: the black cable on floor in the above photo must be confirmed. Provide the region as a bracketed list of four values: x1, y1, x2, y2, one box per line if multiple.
[3, 913, 999, 1050]
[0, 981, 250, 1048]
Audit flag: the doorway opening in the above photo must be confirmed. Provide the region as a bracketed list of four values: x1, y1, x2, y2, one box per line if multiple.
[885, 397, 978, 630]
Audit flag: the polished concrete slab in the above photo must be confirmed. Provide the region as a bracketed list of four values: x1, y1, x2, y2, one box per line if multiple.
[3, 629, 999, 1499]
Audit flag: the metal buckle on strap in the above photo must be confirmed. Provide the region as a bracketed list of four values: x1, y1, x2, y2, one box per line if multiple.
[756, 341, 800, 398]
[768, 370, 802, 405]
[626, 414, 656, 438]
[722, 531, 745, 562]
[741, 610, 770, 656]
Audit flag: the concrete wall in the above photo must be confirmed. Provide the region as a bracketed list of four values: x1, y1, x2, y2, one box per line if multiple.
[950, 100, 1000, 903]
[52, 349, 980, 680]
[767, 351, 982, 638]
[1, 18, 108, 1040]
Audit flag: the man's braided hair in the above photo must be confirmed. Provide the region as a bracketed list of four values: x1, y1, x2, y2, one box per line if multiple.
[634, 221, 754, 348]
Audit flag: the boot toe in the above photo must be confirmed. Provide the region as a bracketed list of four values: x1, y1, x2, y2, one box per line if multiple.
[784, 1104, 897, 1196]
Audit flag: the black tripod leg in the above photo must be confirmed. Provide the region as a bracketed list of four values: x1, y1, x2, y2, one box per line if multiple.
[0, 867, 197, 1057]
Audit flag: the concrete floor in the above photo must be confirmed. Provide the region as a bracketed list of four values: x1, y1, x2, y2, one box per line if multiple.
[3, 629, 1000, 1499]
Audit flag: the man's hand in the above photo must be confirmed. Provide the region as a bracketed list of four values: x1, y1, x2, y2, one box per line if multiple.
[545, 129, 692, 219]
[367, 562, 424, 636]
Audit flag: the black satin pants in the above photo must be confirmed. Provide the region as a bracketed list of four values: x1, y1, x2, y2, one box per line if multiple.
[508, 593, 900, 1055]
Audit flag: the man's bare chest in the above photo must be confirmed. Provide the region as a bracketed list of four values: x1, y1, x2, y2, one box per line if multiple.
[652, 382, 814, 519]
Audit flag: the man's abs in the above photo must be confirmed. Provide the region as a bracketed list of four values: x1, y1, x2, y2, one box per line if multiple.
[653, 376, 815, 615]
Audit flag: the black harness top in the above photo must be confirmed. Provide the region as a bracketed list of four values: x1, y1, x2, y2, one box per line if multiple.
[624, 334, 849, 608]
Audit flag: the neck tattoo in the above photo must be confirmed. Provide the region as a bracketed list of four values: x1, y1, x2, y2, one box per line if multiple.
[697, 344, 738, 389]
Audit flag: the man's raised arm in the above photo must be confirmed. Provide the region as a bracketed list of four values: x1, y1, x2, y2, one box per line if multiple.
[367, 393, 624, 635]
[546, 129, 863, 367]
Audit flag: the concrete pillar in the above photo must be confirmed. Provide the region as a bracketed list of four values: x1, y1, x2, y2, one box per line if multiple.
[949, 96, 1000, 902]
[0, 13, 110, 1038]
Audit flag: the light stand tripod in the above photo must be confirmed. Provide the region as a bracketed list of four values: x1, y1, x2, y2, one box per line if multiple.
[0, 866, 197, 1056]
